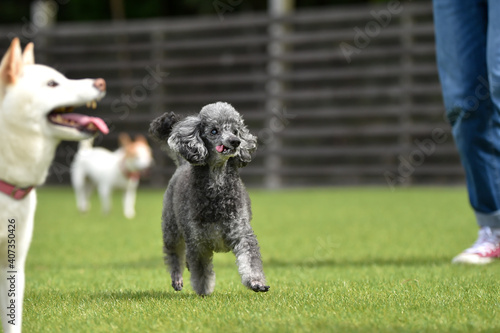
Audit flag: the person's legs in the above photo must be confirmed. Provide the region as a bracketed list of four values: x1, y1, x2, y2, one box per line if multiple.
[485, 0, 500, 227]
[434, 0, 499, 220]
[433, 0, 500, 263]
[463, 0, 500, 229]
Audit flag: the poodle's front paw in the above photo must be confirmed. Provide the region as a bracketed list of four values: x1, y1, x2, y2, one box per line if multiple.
[250, 280, 270, 292]
[172, 278, 183, 291]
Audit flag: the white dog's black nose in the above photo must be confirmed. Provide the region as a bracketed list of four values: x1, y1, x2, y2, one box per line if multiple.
[93, 78, 106, 92]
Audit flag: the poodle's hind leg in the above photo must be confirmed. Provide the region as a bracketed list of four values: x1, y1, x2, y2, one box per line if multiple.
[163, 223, 186, 291]
[186, 247, 216, 296]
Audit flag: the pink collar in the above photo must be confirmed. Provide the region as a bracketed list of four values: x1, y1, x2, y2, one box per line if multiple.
[0, 179, 34, 200]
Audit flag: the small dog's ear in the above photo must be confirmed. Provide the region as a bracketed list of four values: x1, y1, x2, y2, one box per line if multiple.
[135, 134, 148, 144]
[168, 116, 208, 165]
[149, 112, 180, 144]
[234, 124, 257, 168]
[119, 133, 132, 147]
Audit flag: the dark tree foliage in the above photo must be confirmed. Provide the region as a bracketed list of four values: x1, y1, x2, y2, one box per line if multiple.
[0, 0, 388, 23]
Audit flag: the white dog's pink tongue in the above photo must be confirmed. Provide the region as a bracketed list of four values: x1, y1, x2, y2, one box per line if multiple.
[64, 113, 109, 134]
[216, 145, 225, 153]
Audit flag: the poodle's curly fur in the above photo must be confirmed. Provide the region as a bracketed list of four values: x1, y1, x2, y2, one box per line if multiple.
[149, 102, 269, 295]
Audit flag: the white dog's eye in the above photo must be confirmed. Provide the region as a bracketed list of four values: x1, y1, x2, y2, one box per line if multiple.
[47, 80, 59, 87]
[211, 128, 218, 135]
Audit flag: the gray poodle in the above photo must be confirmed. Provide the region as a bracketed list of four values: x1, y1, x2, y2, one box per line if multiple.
[149, 102, 269, 296]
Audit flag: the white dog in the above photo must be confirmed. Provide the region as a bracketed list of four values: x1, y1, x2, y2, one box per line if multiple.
[0, 38, 108, 333]
[71, 133, 153, 219]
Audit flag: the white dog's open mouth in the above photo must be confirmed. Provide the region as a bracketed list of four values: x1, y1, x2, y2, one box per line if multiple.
[47, 104, 109, 134]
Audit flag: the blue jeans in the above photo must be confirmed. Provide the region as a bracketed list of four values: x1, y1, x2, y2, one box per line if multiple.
[433, 0, 500, 228]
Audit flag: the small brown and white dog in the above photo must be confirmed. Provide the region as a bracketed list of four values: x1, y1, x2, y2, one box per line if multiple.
[71, 133, 153, 219]
[0, 38, 108, 333]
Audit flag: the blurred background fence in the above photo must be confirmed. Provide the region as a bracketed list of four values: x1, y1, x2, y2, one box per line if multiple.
[0, 0, 463, 188]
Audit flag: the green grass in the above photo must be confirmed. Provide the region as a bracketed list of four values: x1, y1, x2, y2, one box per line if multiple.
[24, 186, 499, 332]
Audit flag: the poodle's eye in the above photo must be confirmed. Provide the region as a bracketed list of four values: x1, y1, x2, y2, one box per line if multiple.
[211, 128, 218, 135]
[47, 80, 59, 87]
[232, 129, 238, 135]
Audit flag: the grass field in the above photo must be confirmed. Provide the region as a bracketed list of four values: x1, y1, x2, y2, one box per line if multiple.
[23, 186, 499, 332]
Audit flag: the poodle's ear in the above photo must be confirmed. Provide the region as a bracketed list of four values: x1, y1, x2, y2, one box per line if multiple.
[148, 112, 180, 144]
[234, 124, 257, 168]
[168, 116, 208, 165]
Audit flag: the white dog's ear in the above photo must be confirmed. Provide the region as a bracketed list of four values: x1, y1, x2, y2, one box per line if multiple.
[22, 42, 35, 65]
[0, 38, 24, 85]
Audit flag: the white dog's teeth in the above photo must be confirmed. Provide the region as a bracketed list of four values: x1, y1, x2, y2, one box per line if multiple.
[87, 123, 96, 130]
[91, 100, 97, 109]
[86, 102, 91, 108]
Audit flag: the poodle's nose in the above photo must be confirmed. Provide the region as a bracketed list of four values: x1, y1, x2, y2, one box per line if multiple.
[229, 138, 241, 148]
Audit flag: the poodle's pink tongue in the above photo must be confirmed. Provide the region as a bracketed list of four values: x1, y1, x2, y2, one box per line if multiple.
[216, 145, 225, 153]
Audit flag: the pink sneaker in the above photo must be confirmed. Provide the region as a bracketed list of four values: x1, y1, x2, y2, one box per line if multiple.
[452, 227, 500, 264]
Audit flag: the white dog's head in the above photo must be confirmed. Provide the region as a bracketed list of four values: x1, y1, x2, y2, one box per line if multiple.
[0, 38, 109, 141]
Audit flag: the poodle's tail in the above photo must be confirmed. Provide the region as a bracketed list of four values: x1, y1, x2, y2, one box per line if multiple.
[149, 112, 183, 166]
